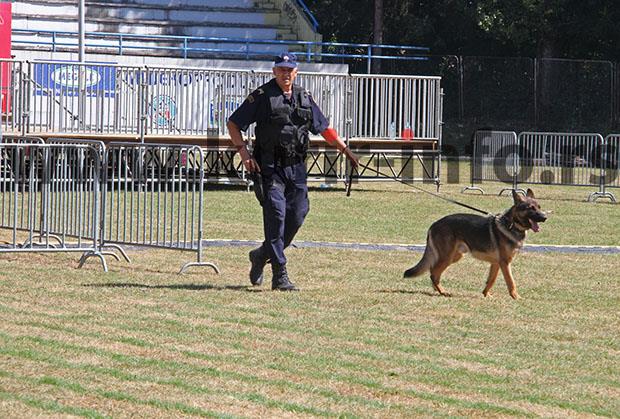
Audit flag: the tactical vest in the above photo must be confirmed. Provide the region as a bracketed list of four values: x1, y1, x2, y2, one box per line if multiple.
[254, 81, 313, 165]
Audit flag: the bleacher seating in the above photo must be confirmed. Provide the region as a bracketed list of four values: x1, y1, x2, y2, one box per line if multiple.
[11, 0, 320, 58]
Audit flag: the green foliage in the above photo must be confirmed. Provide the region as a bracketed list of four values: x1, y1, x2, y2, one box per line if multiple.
[304, 0, 620, 59]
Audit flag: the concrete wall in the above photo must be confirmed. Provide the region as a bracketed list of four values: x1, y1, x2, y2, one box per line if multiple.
[263, 0, 322, 44]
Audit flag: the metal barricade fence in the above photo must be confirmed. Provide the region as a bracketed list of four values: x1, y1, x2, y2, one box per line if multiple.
[0, 143, 108, 269]
[46, 137, 131, 263]
[0, 60, 28, 136]
[345, 75, 443, 186]
[0, 135, 44, 144]
[16, 60, 443, 140]
[346, 75, 443, 186]
[599, 134, 620, 202]
[5, 59, 444, 187]
[103, 143, 218, 274]
[295, 72, 349, 137]
[0, 140, 220, 272]
[115, 66, 147, 135]
[516, 132, 604, 200]
[27, 62, 143, 135]
[464, 131, 617, 201]
[350, 74, 442, 140]
[463, 130, 517, 194]
[141, 67, 252, 136]
[46, 137, 106, 153]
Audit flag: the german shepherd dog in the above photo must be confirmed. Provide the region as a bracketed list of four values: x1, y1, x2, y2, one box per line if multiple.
[404, 189, 547, 299]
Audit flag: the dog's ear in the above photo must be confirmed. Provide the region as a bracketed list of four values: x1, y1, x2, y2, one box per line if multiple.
[512, 189, 524, 204]
[526, 188, 535, 198]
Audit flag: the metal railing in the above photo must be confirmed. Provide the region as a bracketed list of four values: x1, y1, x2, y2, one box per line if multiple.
[0, 140, 221, 272]
[2, 60, 443, 143]
[351, 74, 442, 140]
[295, 0, 319, 31]
[103, 143, 219, 274]
[517, 132, 604, 189]
[599, 134, 620, 201]
[1, 59, 443, 189]
[12, 29, 429, 69]
[463, 130, 518, 194]
[0, 135, 44, 144]
[0, 143, 110, 269]
[465, 130, 618, 202]
[0, 60, 28, 136]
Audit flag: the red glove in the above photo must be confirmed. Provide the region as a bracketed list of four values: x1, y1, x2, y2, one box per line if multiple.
[321, 128, 358, 168]
[321, 127, 339, 145]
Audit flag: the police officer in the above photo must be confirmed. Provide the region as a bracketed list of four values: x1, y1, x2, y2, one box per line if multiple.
[227, 52, 359, 291]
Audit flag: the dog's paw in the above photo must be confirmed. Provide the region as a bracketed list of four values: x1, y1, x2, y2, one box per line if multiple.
[509, 291, 520, 300]
[482, 290, 493, 297]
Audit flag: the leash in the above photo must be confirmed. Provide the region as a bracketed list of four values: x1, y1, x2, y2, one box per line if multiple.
[345, 162, 492, 216]
[346, 164, 355, 197]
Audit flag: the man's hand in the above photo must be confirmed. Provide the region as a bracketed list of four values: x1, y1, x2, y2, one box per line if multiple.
[243, 156, 261, 173]
[228, 120, 260, 173]
[237, 145, 261, 173]
[342, 146, 359, 169]
[321, 128, 359, 169]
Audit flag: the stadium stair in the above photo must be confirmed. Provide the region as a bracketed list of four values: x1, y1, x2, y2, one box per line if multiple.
[11, 0, 320, 58]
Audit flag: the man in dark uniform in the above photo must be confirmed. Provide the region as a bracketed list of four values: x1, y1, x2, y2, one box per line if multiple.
[227, 52, 359, 291]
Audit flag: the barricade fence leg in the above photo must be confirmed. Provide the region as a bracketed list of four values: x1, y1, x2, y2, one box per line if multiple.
[0, 144, 109, 271]
[102, 143, 219, 275]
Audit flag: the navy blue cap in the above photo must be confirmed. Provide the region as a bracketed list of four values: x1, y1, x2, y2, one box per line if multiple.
[274, 52, 298, 68]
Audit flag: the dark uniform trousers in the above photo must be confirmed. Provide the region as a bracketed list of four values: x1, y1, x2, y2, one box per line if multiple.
[261, 161, 309, 266]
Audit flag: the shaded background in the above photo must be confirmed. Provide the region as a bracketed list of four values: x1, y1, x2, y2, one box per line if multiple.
[304, 0, 620, 152]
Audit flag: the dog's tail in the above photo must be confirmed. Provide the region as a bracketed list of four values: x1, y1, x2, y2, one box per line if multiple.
[403, 232, 435, 278]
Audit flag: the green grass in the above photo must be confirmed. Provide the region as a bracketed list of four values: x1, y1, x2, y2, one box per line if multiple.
[204, 175, 620, 247]
[0, 170, 619, 417]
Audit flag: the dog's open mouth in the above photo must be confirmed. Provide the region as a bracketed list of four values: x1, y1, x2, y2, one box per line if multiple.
[530, 219, 541, 232]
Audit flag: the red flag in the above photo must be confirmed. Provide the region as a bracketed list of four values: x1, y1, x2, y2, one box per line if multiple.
[0, 2, 11, 113]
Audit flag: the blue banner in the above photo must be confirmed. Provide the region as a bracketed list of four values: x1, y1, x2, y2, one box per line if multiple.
[34, 61, 116, 97]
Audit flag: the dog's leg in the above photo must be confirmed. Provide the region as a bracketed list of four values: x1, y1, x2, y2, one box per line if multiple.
[499, 262, 519, 299]
[482, 263, 500, 297]
[430, 260, 451, 296]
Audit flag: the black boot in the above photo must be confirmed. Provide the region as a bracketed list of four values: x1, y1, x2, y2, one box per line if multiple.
[249, 247, 268, 286]
[271, 263, 299, 291]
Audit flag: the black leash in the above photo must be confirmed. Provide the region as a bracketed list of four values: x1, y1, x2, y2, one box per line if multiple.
[346, 164, 355, 197]
[345, 162, 492, 216]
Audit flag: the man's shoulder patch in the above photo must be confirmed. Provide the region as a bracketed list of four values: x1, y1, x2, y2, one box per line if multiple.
[247, 88, 265, 104]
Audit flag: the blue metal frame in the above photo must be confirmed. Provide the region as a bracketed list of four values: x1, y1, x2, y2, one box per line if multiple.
[13, 29, 429, 67]
[295, 0, 319, 31]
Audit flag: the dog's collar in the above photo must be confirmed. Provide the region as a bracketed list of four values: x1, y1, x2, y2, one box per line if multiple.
[509, 218, 528, 232]
[494, 214, 525, 245]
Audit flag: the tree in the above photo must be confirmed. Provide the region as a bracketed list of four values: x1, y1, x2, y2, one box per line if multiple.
[372, 0, 384, 73]
[303, 0, 620, 60]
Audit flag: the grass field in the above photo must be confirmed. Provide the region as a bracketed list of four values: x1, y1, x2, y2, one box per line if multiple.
[205, 176, 620, 247]
[0, 175, 619, 417]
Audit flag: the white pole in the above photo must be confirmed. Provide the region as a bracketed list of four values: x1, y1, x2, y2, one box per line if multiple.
[78, 0, 85, 62]
[78, 0, 85, 130]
